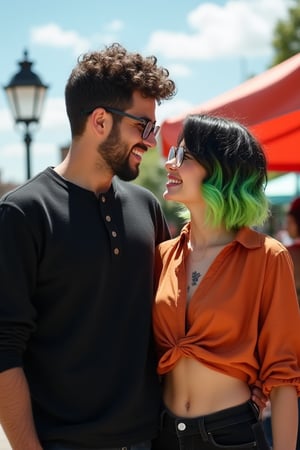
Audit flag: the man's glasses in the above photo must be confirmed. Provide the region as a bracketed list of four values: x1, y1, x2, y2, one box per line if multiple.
[87, 106, 160, 140]
[167, 146, 188, 168]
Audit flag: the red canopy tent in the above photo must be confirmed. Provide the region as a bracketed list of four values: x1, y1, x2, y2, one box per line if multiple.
[160, 53, 300, 172]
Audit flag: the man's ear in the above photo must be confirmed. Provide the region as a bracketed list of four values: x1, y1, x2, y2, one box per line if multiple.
[90, 108, 112, 137]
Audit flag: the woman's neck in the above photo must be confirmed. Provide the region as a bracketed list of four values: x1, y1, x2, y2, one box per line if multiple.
[188, 219, 236, 252]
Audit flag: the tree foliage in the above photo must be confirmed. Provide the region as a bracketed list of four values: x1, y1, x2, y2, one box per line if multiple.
[270, 0, 300, 66]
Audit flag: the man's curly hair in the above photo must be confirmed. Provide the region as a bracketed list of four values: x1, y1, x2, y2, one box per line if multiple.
[65, 43, 176, 136]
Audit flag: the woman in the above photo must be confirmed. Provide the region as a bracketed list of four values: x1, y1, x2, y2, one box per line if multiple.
[152, 114, 300, 450]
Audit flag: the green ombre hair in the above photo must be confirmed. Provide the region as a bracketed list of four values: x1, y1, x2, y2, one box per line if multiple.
[178, 114, 270, 230]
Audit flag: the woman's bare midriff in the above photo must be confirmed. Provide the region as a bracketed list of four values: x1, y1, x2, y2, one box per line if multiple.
[163, 357, 251, 417]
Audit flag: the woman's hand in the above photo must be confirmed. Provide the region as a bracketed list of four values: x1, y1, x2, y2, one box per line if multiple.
[251, 385, 268, 412]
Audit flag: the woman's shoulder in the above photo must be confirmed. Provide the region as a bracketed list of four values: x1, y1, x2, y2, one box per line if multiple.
[235, 228, 291, 268]
[263, 233, 290, 255]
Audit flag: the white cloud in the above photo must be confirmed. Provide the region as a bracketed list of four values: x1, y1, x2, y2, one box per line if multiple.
[156, 98, 193, 124]
[167, 64, 191, 78]
[0, 96, 68, 184]
[0, 97, 68, 138]
[87, 21, 125, 48]
[30, 20, 124, 55]
[104, 20, 124, 33]
[0, 108, 14, 132]
[0, 141, 56, 158]
[0, 141, 60, 184]
[0, 142, 22, 158]
[147, 0, 290, 60]
[30, 23, 90, 55]
[42, 97, 68, 131]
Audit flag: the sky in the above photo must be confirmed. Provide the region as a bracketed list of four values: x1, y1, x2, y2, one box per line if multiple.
[0, 0, 292, 184]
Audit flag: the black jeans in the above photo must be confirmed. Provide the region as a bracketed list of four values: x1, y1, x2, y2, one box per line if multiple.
[152, 401, 270, 450]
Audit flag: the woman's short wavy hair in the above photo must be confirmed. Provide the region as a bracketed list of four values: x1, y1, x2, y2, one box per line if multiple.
[178, 114, 270, 229]
[65, 43, 176, 137]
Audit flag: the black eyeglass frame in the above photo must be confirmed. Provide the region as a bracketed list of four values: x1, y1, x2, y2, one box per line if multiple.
[86, 105, 160, 140]
[167, 146, 188, 168]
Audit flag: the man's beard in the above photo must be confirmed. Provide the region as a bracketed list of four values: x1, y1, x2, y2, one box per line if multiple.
[98, 124, 140, 181]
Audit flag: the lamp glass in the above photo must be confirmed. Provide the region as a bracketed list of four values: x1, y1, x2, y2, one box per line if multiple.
[5, 85, 47, 123]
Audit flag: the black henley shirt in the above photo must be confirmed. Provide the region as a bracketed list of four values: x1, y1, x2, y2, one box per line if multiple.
[0, 167, 170, 447]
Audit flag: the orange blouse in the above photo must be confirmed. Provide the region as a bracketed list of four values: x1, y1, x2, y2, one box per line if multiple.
[153, 223, 300, 396]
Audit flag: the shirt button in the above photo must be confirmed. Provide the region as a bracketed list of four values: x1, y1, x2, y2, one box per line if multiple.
[113, 248, 120, 255]
[177, 422, 186, 431]
[105, 215, 111, 222]
[112, 231, 117, 237]
[101, 195, 106, 203]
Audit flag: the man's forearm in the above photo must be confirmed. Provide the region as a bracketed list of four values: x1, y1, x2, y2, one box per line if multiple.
[0, 367, 42, 450]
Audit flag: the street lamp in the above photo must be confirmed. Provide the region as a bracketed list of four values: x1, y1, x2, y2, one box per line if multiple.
[4, 50, 48, 180]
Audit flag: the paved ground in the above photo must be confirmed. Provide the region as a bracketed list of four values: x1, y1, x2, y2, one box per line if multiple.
[0, 427, 11, 450]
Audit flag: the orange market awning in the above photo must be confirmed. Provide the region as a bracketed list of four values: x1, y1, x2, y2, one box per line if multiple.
[160, 53, 300, 172]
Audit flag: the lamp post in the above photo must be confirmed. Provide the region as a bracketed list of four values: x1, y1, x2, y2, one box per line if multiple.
[4, 50, 48, 180]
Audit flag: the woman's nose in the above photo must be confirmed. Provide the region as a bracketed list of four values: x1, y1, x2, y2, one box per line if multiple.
[165, 158, 177, 170]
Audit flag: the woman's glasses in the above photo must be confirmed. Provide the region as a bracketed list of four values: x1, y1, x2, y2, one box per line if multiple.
[167, 146, 188, 168]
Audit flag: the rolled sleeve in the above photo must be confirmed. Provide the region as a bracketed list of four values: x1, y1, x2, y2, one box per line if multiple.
[258, 248, 300, 396]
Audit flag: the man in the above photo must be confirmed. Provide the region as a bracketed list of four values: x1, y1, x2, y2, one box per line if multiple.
[0, 43, 175, 450]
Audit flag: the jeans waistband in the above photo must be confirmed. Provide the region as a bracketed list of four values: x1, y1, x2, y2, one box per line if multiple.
[44, 441, 151, 450]
[160, 400, 259, 436]
[45, 446, 127, 450]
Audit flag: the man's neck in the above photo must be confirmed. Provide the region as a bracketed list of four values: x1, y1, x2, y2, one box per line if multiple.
[54, 158, 113, 194]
